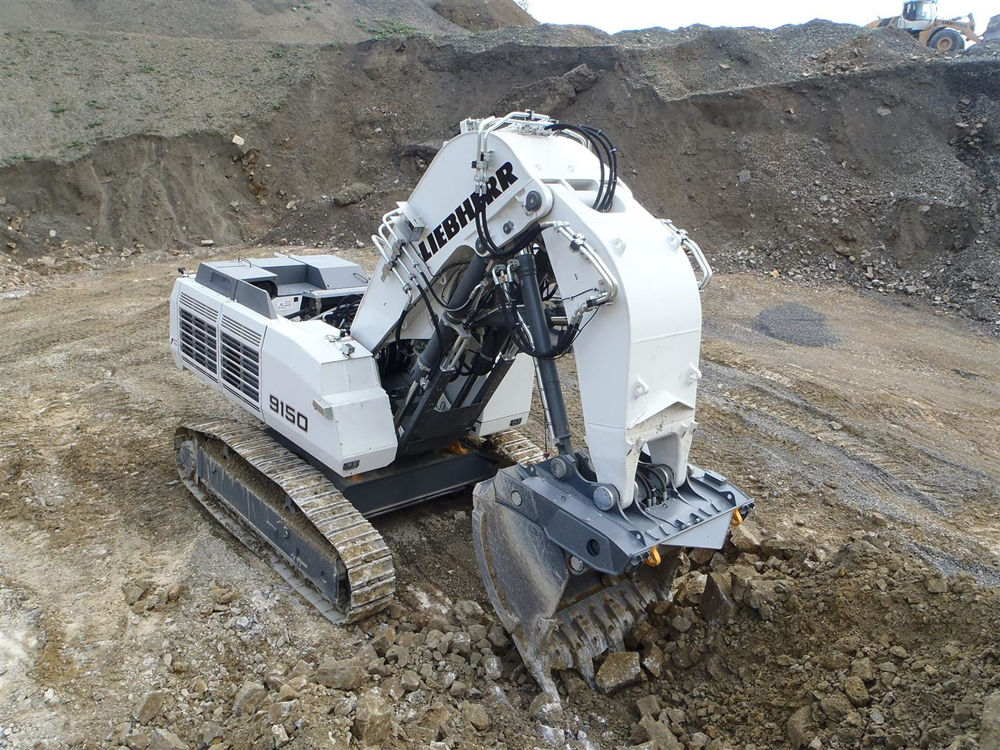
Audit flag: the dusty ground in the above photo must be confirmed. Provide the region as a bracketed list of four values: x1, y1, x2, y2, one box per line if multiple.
[1, 247, 998, 749]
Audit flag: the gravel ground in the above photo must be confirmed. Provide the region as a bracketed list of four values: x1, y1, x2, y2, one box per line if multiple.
[0, 248, 997, 749]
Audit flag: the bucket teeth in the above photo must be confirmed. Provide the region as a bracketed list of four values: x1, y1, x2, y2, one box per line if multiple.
[472, 432, 679, 694]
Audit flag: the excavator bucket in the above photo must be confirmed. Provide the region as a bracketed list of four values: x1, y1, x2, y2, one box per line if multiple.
[473, 472, 681, 694]
[985, 14, 1000, 42]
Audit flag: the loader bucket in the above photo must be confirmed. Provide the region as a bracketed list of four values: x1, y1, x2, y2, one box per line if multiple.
[472, 474, 680, 695]
[985, 14, 1000, 42]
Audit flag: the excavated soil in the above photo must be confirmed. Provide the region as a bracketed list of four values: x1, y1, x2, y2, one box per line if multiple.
[2, 5, 1000, 750]
[2, 26, 998, 326]
[1, 247, 998, 750]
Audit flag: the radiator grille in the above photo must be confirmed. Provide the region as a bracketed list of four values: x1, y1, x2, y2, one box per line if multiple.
[178, 307, 218, 381]
[220, 332, 260, 408]
[179, 292, 217, 322]
[220, 315, 262, 348]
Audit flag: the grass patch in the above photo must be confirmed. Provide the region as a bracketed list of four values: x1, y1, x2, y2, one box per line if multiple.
[49, 101, 67, 115]
[86, 99, 105, 109]
[2, 154, 35, 167]
[355, 19, 418, 39]
[86, 120, 103, 129]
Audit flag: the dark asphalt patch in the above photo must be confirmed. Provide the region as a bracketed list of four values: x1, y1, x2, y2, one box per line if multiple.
[752, 303, 838, 348]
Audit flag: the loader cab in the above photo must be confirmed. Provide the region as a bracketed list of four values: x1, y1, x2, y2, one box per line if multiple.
[901, 1, 937, 30]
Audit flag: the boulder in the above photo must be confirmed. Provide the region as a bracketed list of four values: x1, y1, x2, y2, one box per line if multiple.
[135, 690, 167, 725]
[495, 77, 576, 117]
[786, 705, 814, 749]
[982, 691, 1000, 749]
[636, 695, 660, 718]
[196, 721, 223, 749]
[333, 183, 374, 207]
[630, 716, 682, 749]
[232, 682, 265, 716]
[843, 676, 870, 707]
[147, 729, 187, 750]
[529, 691, 563, 720]
[563, 64, 598, 93]
[462, 701, 490, 731]
[729, 523, 763, 554]
[595, 651, 641, 694]
[316, 656, 364, 691]
[819, 693, 852, 721]
[851, 657, 874, 683]
[700, 570, 738, 624]
[353, 689, 392, 746]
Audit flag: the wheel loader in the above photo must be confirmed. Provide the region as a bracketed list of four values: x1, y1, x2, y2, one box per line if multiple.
[170, 112, 753, 693]
[867, 0, 998, 51]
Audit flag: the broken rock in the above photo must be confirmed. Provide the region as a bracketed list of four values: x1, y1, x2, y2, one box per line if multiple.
[147, 729, 187, 750]
[596, 651, 641, 694]
[333, 182, 374, 207]
[315, 656, 364, 691]
[631, 715, 682, 749]
[786, 705, 815, 749]
[563, 63, 598, 93]
[197, 721, 223, 749]
[462, 701, 490, 731]
[982, 691, 1000, 749]
[353, 689, 392, 746]
[729, 523, 762, 554]
[700, 570, 738, 624]
[843, 676, 870, 707]
[529, 691, 563, 720]
[232, 682, 265, 716]
[135, 690, 167, 725]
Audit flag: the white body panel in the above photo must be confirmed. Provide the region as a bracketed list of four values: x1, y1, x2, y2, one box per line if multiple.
[170, 277, 397, 476]
[172, 114, 709, 507]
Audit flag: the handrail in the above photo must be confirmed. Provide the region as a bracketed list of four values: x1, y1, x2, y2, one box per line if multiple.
[661, 219, 712, 290]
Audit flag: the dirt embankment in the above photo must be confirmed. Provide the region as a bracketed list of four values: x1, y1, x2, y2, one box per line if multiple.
[0, 0, 533, 43]
[2, 28, 998, 325]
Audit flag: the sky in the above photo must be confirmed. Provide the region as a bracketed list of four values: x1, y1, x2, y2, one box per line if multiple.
[524, 0, 997, 36]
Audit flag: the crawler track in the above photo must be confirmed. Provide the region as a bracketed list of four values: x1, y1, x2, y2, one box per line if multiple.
[175, 420, 395, 623]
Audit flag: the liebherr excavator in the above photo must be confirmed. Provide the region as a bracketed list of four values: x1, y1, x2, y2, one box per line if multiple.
[170, 112, 753, 692]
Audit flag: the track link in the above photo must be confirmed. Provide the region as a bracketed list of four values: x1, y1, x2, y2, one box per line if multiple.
[474, 428, 547, 466]
[175, 420, 395, 623]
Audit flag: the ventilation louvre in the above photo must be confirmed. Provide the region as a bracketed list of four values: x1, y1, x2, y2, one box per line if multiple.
[220, 315, 262, 348]
[220, 331, 261, 409]
[178, 307, 218, 381]
[179, 292, 216, 322]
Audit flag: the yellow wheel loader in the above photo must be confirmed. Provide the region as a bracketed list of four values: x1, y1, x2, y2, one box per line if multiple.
[867, 0, 998, 51]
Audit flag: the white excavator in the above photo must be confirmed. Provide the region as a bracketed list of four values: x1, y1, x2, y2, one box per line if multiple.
[170, 112, 753, 692]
